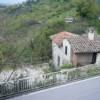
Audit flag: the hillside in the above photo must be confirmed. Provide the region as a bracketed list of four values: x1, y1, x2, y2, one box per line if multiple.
[0, 0, 100, 66]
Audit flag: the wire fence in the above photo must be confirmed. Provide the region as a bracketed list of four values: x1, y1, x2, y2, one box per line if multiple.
[0, 64, 100, 99]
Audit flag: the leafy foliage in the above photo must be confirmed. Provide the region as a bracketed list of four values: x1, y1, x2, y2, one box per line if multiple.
[74, 0, 99, 19]
[0, 0, 100, 66]
[61, 64, 74, 69]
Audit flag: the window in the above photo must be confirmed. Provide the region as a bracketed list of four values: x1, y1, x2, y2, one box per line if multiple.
[65, 46, 67, 55]
[58, 56, 60, 66]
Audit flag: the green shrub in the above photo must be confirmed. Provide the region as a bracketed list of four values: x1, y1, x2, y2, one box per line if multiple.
[87, 67, 100, 76]
[61, 64, 74, 69]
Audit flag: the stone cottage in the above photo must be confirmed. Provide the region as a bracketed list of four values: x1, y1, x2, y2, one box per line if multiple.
[50, 28, 100, 69]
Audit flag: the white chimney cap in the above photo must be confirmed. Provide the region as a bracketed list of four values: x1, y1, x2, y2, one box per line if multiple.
[88, 27, 95, 40]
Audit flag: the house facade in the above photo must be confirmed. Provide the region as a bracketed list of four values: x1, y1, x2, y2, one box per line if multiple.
[50, 29, 100, 69]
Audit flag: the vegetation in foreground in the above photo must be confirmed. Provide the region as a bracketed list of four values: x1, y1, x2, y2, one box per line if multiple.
[61, 64, 74, 69]
[0, 0, 100, 71]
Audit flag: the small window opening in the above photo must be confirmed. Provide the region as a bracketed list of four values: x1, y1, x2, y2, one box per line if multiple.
[65, 46, 67, 55]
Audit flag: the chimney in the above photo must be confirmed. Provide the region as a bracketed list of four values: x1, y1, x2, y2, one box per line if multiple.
[88, 27, 95, 40]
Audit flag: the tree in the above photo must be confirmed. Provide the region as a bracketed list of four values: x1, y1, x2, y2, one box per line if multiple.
[31, 18, 66, 58]
[74, 0, 99, 19]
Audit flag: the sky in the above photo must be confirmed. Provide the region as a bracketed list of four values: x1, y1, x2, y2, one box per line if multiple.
[0, 0, 27, 5]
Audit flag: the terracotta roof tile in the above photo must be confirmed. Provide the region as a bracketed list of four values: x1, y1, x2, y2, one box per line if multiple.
[66, 34, 100, 53]
[50, 31, 76, 45]
[50, 31, 100, 53]
[50, 32, 100, 53]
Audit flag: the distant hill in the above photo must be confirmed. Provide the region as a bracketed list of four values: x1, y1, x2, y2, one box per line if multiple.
[0, 4, 7, 11]
[0, 4, 6, 8]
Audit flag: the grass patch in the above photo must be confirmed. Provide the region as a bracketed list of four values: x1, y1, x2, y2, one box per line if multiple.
[61, 64, 74, 69]
[87, 67, 100, 76]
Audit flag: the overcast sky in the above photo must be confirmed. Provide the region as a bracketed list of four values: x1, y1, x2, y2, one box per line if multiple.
[0, 0, 27, 5]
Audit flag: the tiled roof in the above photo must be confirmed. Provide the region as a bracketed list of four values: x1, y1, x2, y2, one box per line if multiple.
[66, 34, 100, 53]
[50, 31, 76, 45]
[82, 34, 100, 41]
[50, 31, 100, 53]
